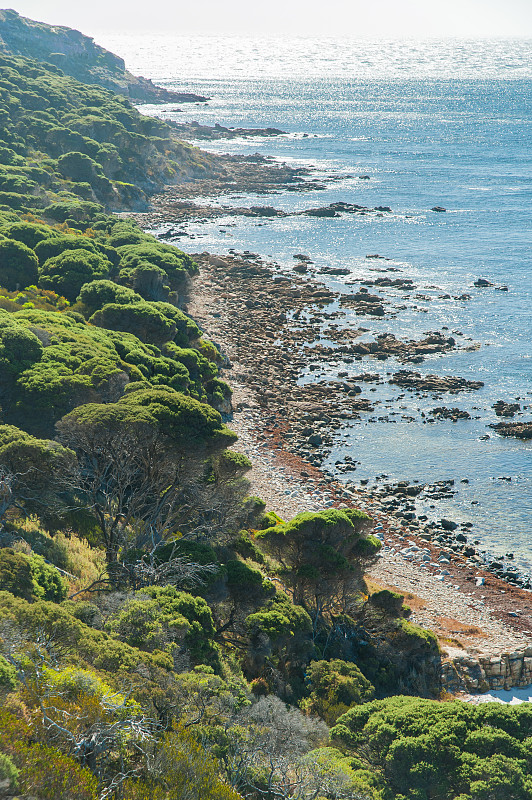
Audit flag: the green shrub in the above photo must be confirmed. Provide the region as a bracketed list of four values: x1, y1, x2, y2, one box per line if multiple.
[29, 553, 68, 602]
[368, 588, 405, 616]
[89, 301, 175, 345]
[39, 248, 111, 300]
[0, 548, 34, 601]
[0, 238, 39, 290]
[301, 659, 375, 725]
[225, 559, 274, 602]
[34, 234, 98, 264]
[0, 655, 18, 691]
[0, 752, 19, 792]
[331, 696, 532, 800]
[76, 278, 141, 315]
[0, 221, 58, 249]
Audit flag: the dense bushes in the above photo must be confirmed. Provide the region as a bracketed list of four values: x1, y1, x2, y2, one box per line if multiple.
[256, 508, 380, 619]
[0, 49, 213, 212]
[332, 695, 532, 800]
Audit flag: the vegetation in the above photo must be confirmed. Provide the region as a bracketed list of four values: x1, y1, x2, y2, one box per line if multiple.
[332, 696, 532, 799]
[0, 18, 527, 800]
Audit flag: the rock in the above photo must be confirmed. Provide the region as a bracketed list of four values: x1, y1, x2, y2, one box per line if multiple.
[431, 206, 447, 212]
[493, 400, 520, 417]
[489, 421, 532, 440]
[441, 519, 458, 531]
[389, 370, 484, 394]
[303, 206, 339, 217]
[430, 406, 471, 421]
[474, 278, 494, 287]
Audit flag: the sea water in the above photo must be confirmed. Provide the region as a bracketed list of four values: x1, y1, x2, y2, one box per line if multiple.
[99, 34, 532, 570]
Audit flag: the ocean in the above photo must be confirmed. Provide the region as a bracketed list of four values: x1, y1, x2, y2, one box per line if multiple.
[100, 34, 532, 571]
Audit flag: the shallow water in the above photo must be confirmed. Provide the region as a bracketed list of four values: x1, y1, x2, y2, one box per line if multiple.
[101, 34, 532, 569]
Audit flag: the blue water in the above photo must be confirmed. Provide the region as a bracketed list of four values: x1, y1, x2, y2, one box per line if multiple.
[101, 35, 532, 569]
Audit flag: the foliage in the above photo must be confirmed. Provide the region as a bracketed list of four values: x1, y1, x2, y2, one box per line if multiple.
[77, 277, 141, 314]
[28, 552, 68, 601]
[90, 301, 177, 346]
[0, 653, 18, 690]
[0, 423, 76, 525]
[0, 237, 39, 289]
[0, 48, 212, 212]
[39, 247, 112, 300]
[134, 724, 242, 800]
[256, 509, 380, 620]
[0, 751, 19, 791]
[0, 708, 97, 800]
[0, 548, 35, 600]
[301, 659, 375, 726]
[56, 389, 236, 564]
[332, 695, 532, 800]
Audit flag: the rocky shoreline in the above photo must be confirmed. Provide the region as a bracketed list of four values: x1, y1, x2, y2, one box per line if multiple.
[180, 250, 532, 692]
[127, 141, 532, 691]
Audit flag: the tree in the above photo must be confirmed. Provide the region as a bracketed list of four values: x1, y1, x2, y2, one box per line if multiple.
[0, 423, 76, 528]
[56, 387, 237, 566]
[221, 695, 329, 799]
[256, 509, 381, 624]
[0, 238, 39, 290]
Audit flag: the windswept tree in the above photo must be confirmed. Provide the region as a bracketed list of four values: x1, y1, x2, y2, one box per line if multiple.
[256, 509, 381, 625]
[56, 386, 237, 569]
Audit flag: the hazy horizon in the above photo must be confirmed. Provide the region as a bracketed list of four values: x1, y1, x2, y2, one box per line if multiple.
[2, 1, 532, 40]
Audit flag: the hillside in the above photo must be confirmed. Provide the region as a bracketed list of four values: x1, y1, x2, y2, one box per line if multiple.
[0, 48, 222, 212]
[0, 8, 208, 103]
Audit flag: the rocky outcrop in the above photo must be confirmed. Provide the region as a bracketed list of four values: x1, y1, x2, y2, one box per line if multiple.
[430, 407, 471, 421]
[0, 9, 208, 103]
[390, 370, 484, 394]
[442, 648, 532, 693]
[492, 400, 521, 417]
[301, 201, 391, 218]
[490, 421, 532, 439]
[170, 121, 286, 140]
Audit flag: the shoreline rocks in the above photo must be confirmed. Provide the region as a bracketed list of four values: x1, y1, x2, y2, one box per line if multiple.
[389, 370, 484, 393]
[490, 421, 532, 439]
[443, 648, 532, 693]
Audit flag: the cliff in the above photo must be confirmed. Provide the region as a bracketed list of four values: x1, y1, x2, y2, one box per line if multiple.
[0, 8, 208, 103]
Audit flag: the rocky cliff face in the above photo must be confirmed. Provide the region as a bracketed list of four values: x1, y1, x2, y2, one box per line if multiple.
[442, 648, 532, 693]
[0, 9, 208, 103]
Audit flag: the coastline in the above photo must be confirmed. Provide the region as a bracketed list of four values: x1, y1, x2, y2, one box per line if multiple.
[183, 246, 532, 691]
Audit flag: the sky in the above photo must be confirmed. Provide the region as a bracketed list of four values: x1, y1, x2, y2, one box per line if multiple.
[3, 0, 532, 38]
